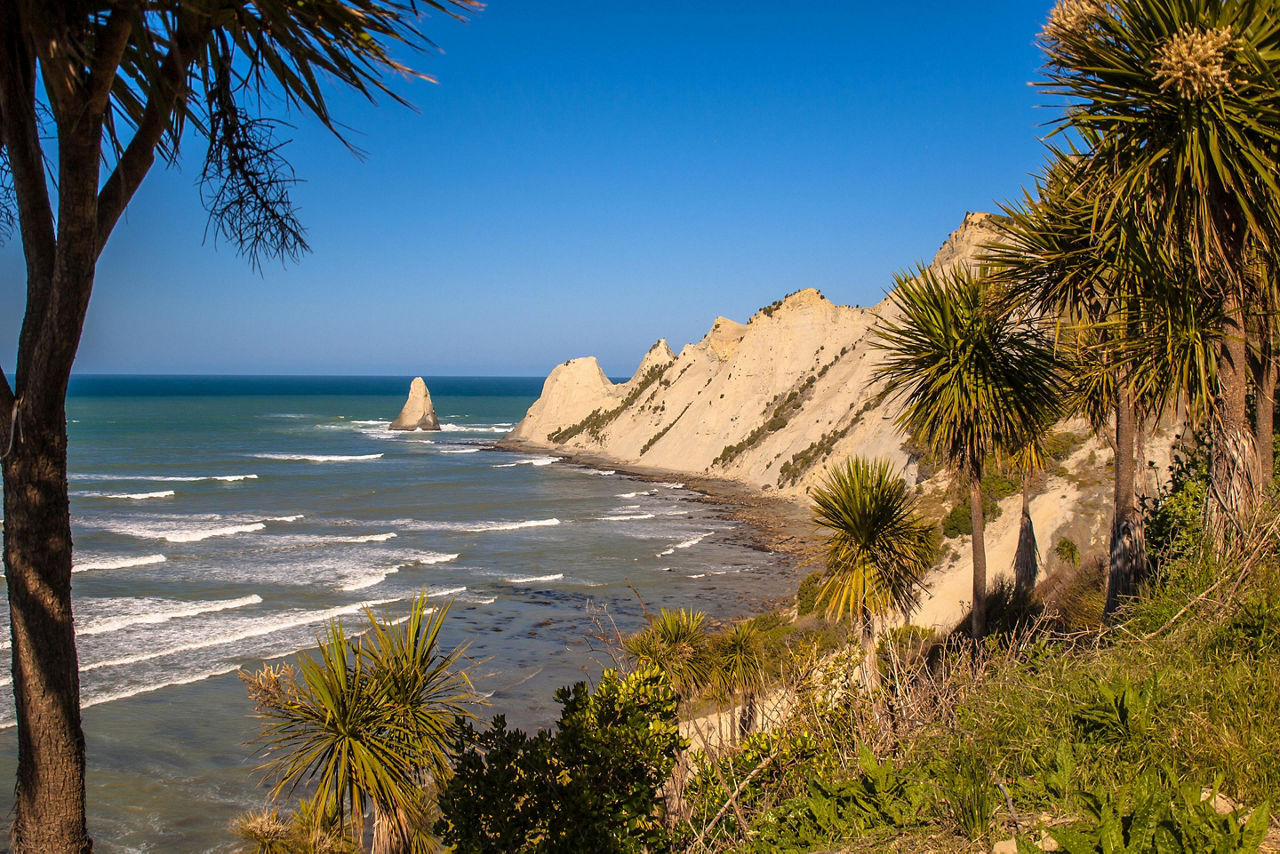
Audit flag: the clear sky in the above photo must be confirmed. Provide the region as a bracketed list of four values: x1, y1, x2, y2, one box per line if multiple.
[2, 2, 1060, 378]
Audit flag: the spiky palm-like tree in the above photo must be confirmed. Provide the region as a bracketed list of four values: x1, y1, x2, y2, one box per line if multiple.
[991, 150, 1222, 615]
[1039, 0, 1280, 525]
[811, 456, 935, 685]
[624, 608, 715, 702]
[0, 4, 477, 847]
[711, 621, 766, 741]
[877, 268, 1063, 637]
[242, 596, 476, 854]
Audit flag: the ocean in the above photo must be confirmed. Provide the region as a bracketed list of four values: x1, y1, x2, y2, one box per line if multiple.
[0, 376, 800, 851]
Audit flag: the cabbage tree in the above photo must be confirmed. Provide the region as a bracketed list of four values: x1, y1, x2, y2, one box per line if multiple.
[810, 456, 934, 685]
[877, 267, 1063, 637]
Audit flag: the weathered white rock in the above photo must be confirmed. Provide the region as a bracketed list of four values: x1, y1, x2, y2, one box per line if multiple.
[502, 212, 1179, 632]
[389, 377, 441, 431]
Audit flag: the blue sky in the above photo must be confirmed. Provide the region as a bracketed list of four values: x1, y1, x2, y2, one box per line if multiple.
[2, 2, 1058, 377]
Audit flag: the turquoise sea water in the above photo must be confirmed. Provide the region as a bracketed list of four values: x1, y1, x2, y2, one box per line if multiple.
[0, 376, 800, 851]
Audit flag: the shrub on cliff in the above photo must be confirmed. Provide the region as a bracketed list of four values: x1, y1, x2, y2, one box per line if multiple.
[435, 667, 684, 853]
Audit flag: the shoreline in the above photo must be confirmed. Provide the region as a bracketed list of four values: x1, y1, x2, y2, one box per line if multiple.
[497, 437, 819, 611]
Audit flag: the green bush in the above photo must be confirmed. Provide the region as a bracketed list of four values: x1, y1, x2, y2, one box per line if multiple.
[1049, 770, 1270, 854]
[749, 746, 929, 852]
[1055, 537, 1081, 568]
[939, 749, 997, 842]
[942, 493, 1001, 538]
[436, 667, 684, 853]
[795, 571, 823, 616]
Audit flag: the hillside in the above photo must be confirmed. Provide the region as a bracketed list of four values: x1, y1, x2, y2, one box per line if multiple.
[501, 213, 1178, 629]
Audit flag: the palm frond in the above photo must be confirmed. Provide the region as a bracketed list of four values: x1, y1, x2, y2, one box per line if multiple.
[810, 457, 935, 623]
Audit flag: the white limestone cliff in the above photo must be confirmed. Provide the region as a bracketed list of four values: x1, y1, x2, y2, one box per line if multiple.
[503, 213, 1176, 630]
[390, 377, 441, 431]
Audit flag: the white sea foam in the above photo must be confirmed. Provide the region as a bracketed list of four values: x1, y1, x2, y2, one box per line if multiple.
[590, 470, 616, 476]
[464, 518, 560, 533]
[493, 455, 559, 468]
[333, 532, 398, 544]
[337, 552, 459, 592]
[504, 573, 564, 584]
[598, 513, 655, 521]
[465, 595, 498, 605]
[78, 595, 262, 637]
[71, 474, 257, 483]
[440, 448, 481, 454]
[78, 664, 246, 715]
[81, 490, 176, 500]
[657, 547, 675, 557]
[616, 490, 655, 498]
[252, 453, 383, 463]
[440, 423, 512, 433]
[0, 663, 249, 726]
[81, 597, 400, 672]
[165, 523, 265, 542]
[94, 514, 301, 543]
[657, 482, 685, 489]
[73, 554, 167, 573]
[674, 532, 712, 550]
[429, 586, 468, 598]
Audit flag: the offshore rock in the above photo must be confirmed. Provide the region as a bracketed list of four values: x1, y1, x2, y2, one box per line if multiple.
[390, 377, 441, 431]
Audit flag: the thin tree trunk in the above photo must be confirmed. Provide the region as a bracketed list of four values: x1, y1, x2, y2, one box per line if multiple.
[1211, 295, 1259, 536]
[737, 692, 755, 741]
[860, 617, 880, 693]
[1104, 385, 1145, 620]
[968, 477, 988, 639]
[1012, 473, 1038, 607]
[3, 404, 91, 853]
[1254, 329, 1276, 491]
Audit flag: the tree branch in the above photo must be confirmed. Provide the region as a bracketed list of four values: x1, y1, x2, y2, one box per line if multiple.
[96, 15, 202, 256]
[0, 0, 56, 288]
[85, 7, 133, 117]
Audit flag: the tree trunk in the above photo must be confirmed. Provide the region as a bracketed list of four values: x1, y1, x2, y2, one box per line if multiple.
[1211, 295, 1259, 538]
[1012, 474, 1038, 608]
[737, 692, 755, 742]
[1254, 329, 1276, 491]
[1104, 385, 1145, 620]
[3, 403, 91, 853]
[860, 617, 880, 693]
[968, 477, 988, 639]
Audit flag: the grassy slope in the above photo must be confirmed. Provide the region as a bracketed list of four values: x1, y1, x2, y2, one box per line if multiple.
[679, 468, 1280, 853]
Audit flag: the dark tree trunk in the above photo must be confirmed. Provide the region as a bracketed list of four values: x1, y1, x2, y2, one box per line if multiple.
[1104, 385, 1145, 620]
[737, 692, 756, 741]
[1012, 473, 1038, 607]
[1, 39, 105, 844]
[968, 477, 988, 639]
[1254, 330, 1276, 491]
[1211, 296, 1259, 534]
[3, 404, 91, 853]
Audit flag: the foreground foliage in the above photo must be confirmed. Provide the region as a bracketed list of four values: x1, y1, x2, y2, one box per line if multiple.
[241, 596, 476, 853]
[674, 459, 1280, 852]
[435, 666, 685, 853]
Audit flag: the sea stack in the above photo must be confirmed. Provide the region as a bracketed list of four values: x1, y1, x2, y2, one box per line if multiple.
[390, 377, 441, 431]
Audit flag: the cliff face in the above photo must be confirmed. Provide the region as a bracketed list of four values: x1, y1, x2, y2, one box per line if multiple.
[504, 212, 1173, 629]
[507, 212, 1008, 499]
